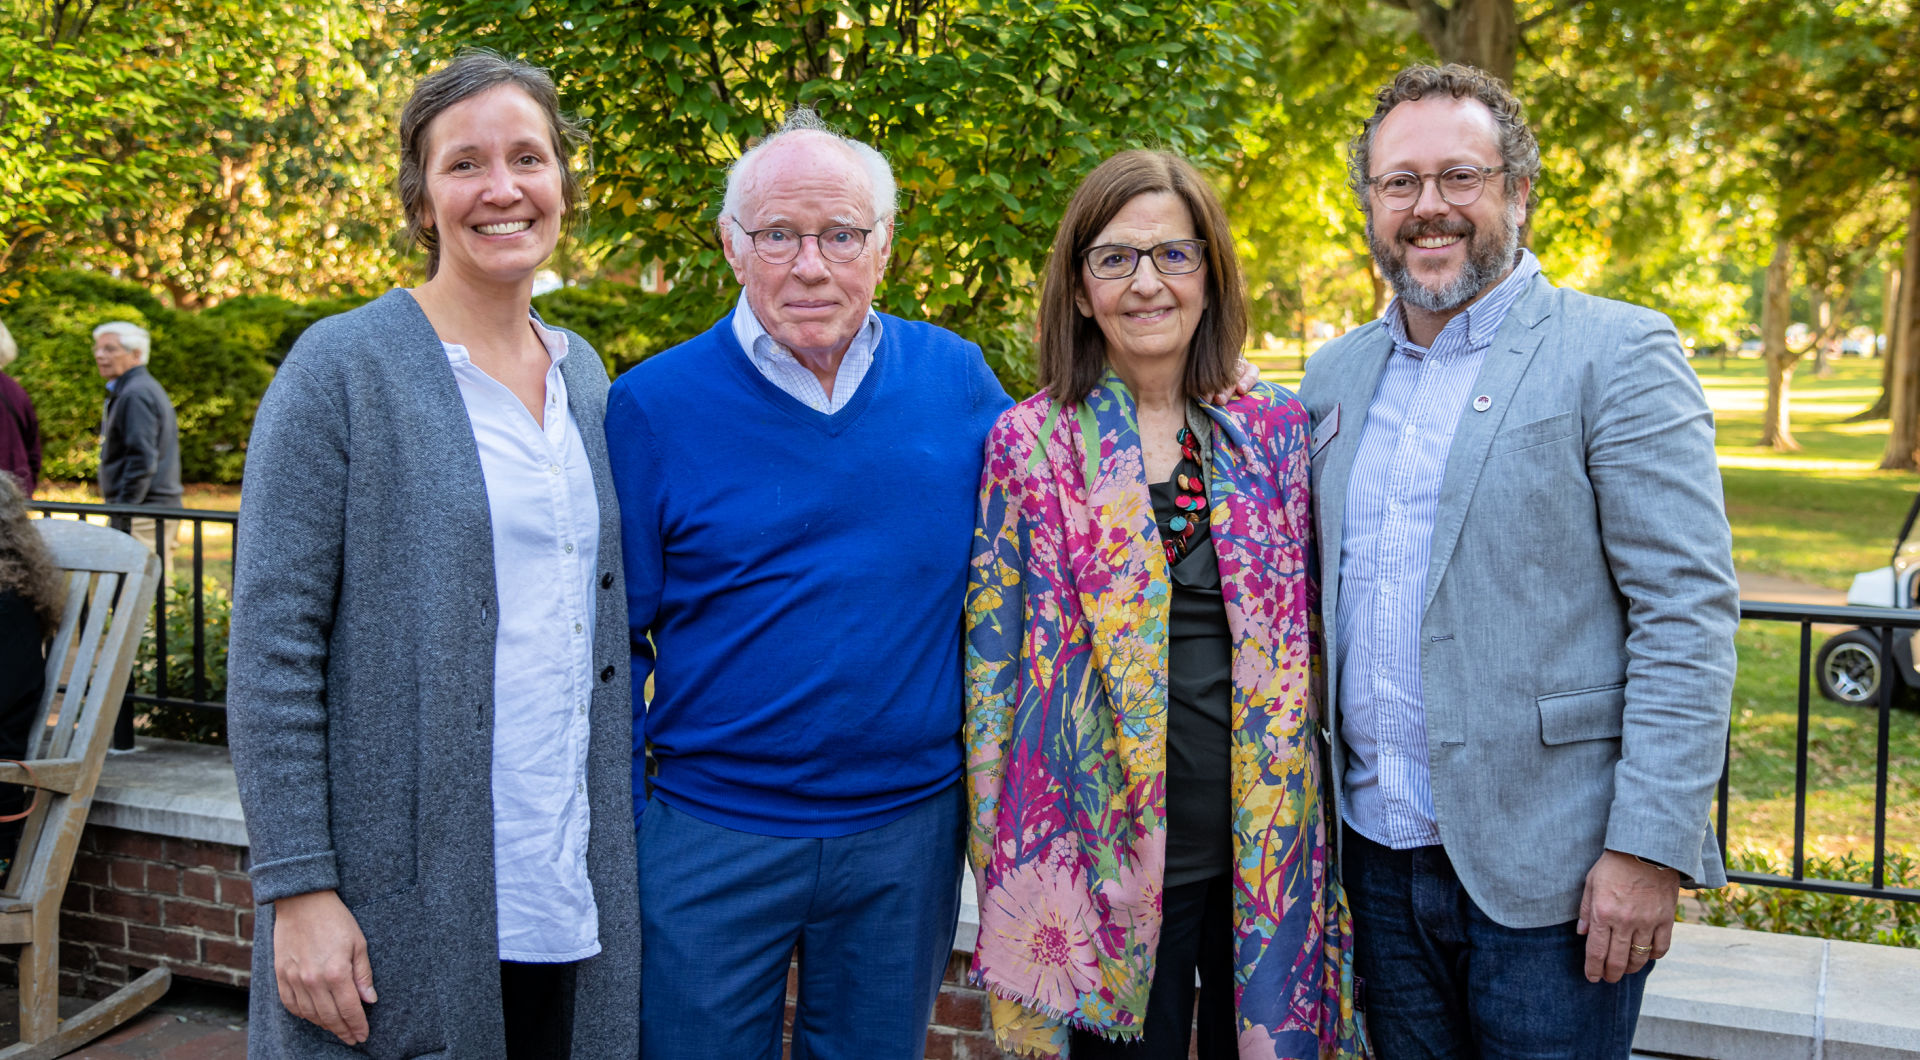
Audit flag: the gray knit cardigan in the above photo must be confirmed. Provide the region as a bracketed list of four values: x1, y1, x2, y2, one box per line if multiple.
[228, 290, 640, 1059]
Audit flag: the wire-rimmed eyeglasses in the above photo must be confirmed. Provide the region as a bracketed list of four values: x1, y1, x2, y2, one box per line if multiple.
[733, 221, 874, 265]
[1367, 165, 1508, 210]
[1082, 239, 1208, 281]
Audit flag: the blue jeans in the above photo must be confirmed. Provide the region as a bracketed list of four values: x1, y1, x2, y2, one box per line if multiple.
[1341, 827, 1651, 1059]
[636, 783, 965, 1060]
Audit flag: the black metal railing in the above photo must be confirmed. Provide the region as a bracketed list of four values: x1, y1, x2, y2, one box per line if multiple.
[31, 500, 236, 749]
[19, 505, 1920, 902]
[1726, 600, 1919, 904]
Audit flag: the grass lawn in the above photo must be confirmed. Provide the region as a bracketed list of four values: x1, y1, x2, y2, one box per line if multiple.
[1701, 356, 1914, 590]
[1694, 356, 1919, 861]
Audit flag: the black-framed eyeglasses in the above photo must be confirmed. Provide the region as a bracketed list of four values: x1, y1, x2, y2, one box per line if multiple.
[733, 221, 874, 264]
[1082, 239, 1208, 280]
[1367, 165, 1508, 210]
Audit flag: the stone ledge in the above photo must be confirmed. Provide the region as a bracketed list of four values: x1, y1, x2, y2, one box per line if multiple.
[1634, 922, 1920, 1059]
[93, 737, 247, 848]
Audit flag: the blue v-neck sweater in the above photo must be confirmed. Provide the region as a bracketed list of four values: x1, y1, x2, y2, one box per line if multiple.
[606, 311, 1011, 836]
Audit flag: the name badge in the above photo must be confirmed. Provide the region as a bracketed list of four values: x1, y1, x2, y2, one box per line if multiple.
[1310, 404, 1340, 458]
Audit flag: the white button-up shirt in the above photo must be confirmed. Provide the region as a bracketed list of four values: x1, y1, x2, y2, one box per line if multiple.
[1336, 251, 1540, 850]
[730, 291, 883, 413]
[443, 319, 601, 962]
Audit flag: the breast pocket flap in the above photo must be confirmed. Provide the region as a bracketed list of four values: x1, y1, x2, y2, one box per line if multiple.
[1537, 682, 1626, 745]
[1493, 411, 1576, 454]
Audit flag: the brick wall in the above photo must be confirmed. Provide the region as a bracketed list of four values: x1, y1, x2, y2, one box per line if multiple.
[774, 951, 1010, 1060]
[0, 824, 254, 999]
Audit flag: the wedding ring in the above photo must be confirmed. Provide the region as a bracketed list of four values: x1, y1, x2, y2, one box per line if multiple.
[1630, 945, 1654, 954]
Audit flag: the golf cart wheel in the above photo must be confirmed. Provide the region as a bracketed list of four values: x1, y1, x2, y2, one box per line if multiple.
[1816, 630, 1886, 706]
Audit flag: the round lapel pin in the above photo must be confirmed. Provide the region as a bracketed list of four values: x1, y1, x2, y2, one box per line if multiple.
[1472, 394, 1492, 412]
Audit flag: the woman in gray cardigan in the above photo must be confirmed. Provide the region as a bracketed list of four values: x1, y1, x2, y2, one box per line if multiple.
[228, 52, 638, 1059]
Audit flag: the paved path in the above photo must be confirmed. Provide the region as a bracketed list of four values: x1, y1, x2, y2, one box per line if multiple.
[1736, 570, 1847, 608]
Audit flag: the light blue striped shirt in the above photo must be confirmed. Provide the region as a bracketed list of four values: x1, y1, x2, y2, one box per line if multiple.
[1336, 251, 1542, 850]
[731, 292, 882, 414]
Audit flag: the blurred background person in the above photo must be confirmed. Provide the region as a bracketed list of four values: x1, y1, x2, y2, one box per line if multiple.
[0, 320, 40, 496]
[0, 474, 64, 872]
[93, 321, 181, 579]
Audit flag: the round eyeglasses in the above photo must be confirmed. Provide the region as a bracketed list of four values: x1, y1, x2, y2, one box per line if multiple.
[1367, 165, 1508, 210]
[734, 222, 874, 265]
[1082, 239, 1208, 280]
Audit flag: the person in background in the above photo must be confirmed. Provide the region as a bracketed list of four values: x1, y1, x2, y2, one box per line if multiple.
[0, 320, 43, 496]
[93, 321, 181, 578]
[0, 475, 63, 872]
[963, 150, 1366, 1059]
[227, 50, 639, 1059]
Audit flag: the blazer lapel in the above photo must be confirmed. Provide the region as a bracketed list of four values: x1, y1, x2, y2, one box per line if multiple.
[1421, 280, 1552, 613]
[1313, 328, 1395, 637]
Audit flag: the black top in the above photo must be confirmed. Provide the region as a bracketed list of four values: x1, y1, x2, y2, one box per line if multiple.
[1149, 479, 1233, 887]
[0, 591, 46, 854]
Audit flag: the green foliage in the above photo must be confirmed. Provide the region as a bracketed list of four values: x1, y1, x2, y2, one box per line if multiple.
[1687, 848, 1919, 949]
[533, 282, 665, 377]
[132, 575, 230, 746]
[1, 271, 273, 483]
[0, 0, 411, 304]
[203, 293, 376, 367]
[413, 0, 1257, 395]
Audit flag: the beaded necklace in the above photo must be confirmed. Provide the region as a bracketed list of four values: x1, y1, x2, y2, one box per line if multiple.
[1161, 425, 1209, 566]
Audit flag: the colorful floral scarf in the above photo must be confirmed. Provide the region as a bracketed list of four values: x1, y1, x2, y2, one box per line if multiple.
[963, 374, 1368, 1059]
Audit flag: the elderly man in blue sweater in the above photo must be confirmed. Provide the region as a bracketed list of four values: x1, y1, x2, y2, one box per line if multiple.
[605, 111, 1011, 1057]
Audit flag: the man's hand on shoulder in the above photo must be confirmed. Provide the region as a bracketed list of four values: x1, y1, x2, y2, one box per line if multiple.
[1209, 358, 1261, 405]
[1577, 849, 1679, 984]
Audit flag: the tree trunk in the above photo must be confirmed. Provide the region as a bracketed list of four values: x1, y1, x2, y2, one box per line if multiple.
[1811, 292, 1831, 377]
[1365, 251, 1387, 319]
[1880, 179, 1920, 469]
[1400, 0, 1520, 82]
[1852, 263, 1901, 421]
[1759, 236, 1801, 451]
[1439, 0, 1518, 82]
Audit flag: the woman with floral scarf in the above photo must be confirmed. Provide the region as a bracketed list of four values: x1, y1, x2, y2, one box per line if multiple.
[964, 150, 1368, 1060]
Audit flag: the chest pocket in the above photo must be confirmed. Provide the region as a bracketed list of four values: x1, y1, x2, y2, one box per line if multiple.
[1492, 411, 1575, 455]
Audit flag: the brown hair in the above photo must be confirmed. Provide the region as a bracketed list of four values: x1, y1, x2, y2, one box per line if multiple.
[0, 475, 65, 641]
[1037, 151, 1247, 405]
[397, 50, 589, 279]
[1347, 63, 1541, 230]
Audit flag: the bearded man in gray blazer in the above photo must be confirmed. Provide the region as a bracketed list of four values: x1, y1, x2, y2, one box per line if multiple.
[1300, 64, 1738, 1057]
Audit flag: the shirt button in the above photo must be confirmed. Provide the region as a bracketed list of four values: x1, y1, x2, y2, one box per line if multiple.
[563, 542, 575, 554]
[576, 781, 584, 794]
[599, 665, 615, 683]
[577, 704, 587, 716]
[549, 464, 562, 476]
[573, 621, 583, 634]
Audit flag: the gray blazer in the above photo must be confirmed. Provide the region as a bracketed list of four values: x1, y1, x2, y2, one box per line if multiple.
[228, 290, 639, 1059]
[1301, 272, 1739, 929]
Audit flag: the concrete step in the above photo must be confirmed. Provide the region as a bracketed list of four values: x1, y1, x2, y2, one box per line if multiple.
[1633, 922, 1920, 1059]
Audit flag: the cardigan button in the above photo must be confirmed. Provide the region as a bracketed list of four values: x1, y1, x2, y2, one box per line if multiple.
[600, 572, 614, 590]
[600, 665, 615, 683]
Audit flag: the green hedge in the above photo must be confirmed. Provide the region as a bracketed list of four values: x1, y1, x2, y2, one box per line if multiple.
[0, 273, 669, 486]
[3, 271, 274, 484]
[533, 281, 666, 377]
